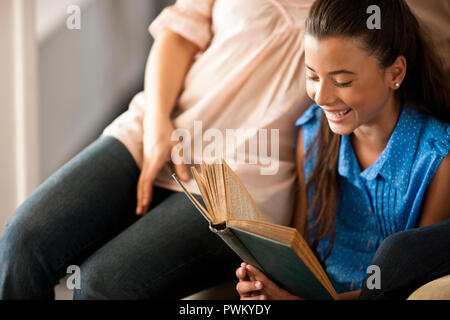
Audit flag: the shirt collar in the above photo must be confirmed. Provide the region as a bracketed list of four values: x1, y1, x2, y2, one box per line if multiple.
[338, 105, 423, 191]
[338, 134, 363, 189]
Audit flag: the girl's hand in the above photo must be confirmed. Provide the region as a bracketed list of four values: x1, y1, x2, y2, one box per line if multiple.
[235, 262, 304, 300]
[136, 112, 190, 215]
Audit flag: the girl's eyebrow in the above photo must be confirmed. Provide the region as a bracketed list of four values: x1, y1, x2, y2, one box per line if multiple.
[305, 64, 356, 75]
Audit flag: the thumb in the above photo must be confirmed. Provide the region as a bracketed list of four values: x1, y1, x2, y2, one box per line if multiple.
[174, 161, 190, 181]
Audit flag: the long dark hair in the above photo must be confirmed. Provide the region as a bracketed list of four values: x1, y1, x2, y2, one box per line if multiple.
[298, 0, 450, 262]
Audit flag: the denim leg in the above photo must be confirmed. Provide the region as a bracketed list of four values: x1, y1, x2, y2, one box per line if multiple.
[73, 191, 242, 300]
[0, 135, 172, 299]
[359, 219, 450, 300]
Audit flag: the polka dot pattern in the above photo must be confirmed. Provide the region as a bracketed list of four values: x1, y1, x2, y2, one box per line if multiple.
[295, 103, 450, 293]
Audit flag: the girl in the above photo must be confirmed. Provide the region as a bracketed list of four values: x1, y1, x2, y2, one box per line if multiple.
[236, 0, 450, 300]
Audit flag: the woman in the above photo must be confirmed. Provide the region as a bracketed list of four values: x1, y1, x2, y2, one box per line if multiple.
[0, 0, 314, 299]
[236, 0, 449, 300]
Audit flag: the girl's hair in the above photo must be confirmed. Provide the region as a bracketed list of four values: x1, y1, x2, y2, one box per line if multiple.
[299, 0, 450, 262]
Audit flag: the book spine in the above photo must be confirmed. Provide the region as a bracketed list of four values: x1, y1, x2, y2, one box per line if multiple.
[210, 225, 264, 271]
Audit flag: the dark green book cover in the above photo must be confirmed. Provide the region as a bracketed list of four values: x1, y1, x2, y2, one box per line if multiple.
[229, 226, 334, 300]
[172, 172, 335, 300]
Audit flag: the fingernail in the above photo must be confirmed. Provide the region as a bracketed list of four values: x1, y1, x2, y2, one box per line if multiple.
[259, 295, 266, 300]
[239, 268, 244, 276]
[255, 281, 262, 289]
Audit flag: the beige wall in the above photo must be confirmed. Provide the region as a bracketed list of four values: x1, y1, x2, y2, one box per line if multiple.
[0, 0, 165, 236]
[37, 0, 156, 181]
[0, 1, 17, 236]
[0, 0, 39, 236]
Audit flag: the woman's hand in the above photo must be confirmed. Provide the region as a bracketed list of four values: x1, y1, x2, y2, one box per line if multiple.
[136, 111, 190, 215]
[135, 28, 199, 216]
[235, 262, 304, 300]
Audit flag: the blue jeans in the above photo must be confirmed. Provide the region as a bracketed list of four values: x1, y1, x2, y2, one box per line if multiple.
[359, 219, 450, 299]
[0, 136, 240, 299]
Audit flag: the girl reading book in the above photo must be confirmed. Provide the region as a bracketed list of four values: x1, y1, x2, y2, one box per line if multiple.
[236, 0, 450, 300]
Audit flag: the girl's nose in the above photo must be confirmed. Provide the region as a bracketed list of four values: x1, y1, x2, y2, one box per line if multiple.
[315, 80, 336, 107]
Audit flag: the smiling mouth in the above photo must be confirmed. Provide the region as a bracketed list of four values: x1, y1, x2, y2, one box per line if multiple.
[323, 108, 352, 121]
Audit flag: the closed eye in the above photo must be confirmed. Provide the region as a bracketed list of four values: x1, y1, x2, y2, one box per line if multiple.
[306, 75, 319, 81]
[334, 80, 353, 88]
[307, 76, 353, 88]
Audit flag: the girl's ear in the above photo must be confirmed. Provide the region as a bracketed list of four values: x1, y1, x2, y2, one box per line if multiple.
[387, 56, 407, 90]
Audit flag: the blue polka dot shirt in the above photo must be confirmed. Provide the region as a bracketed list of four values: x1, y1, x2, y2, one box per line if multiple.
[295, 103, 450, 293]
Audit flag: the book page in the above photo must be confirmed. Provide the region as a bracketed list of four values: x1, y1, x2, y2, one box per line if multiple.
[214, 162, 228, 222]
[202, 163, 220, 221]
[222, 160, 267, 222]
[172, 173, 214, 223]
[191, 168, 217, 223]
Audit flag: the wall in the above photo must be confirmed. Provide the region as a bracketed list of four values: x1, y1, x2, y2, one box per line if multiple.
[37, 0, 162, 181]
[0, 1, 18, 236]
[0, 0, 39, 236]
[0, 0, 171, 235]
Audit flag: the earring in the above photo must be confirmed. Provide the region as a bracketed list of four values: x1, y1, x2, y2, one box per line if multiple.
[395, 82, 400, 88]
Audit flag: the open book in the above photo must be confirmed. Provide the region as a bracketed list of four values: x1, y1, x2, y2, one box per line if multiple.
[172, 160, 338, 300]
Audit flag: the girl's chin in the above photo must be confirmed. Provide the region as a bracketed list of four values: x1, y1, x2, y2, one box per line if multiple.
[323, 108, 356, 135]
[327, 122, 355, 136]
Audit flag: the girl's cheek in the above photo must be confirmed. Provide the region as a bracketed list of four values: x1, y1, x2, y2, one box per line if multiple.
[338, 89, 364, 109]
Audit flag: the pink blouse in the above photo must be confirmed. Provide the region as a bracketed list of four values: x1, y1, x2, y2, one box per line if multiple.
[102, 0, 314, 226]
[102, 0, 449, 225]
